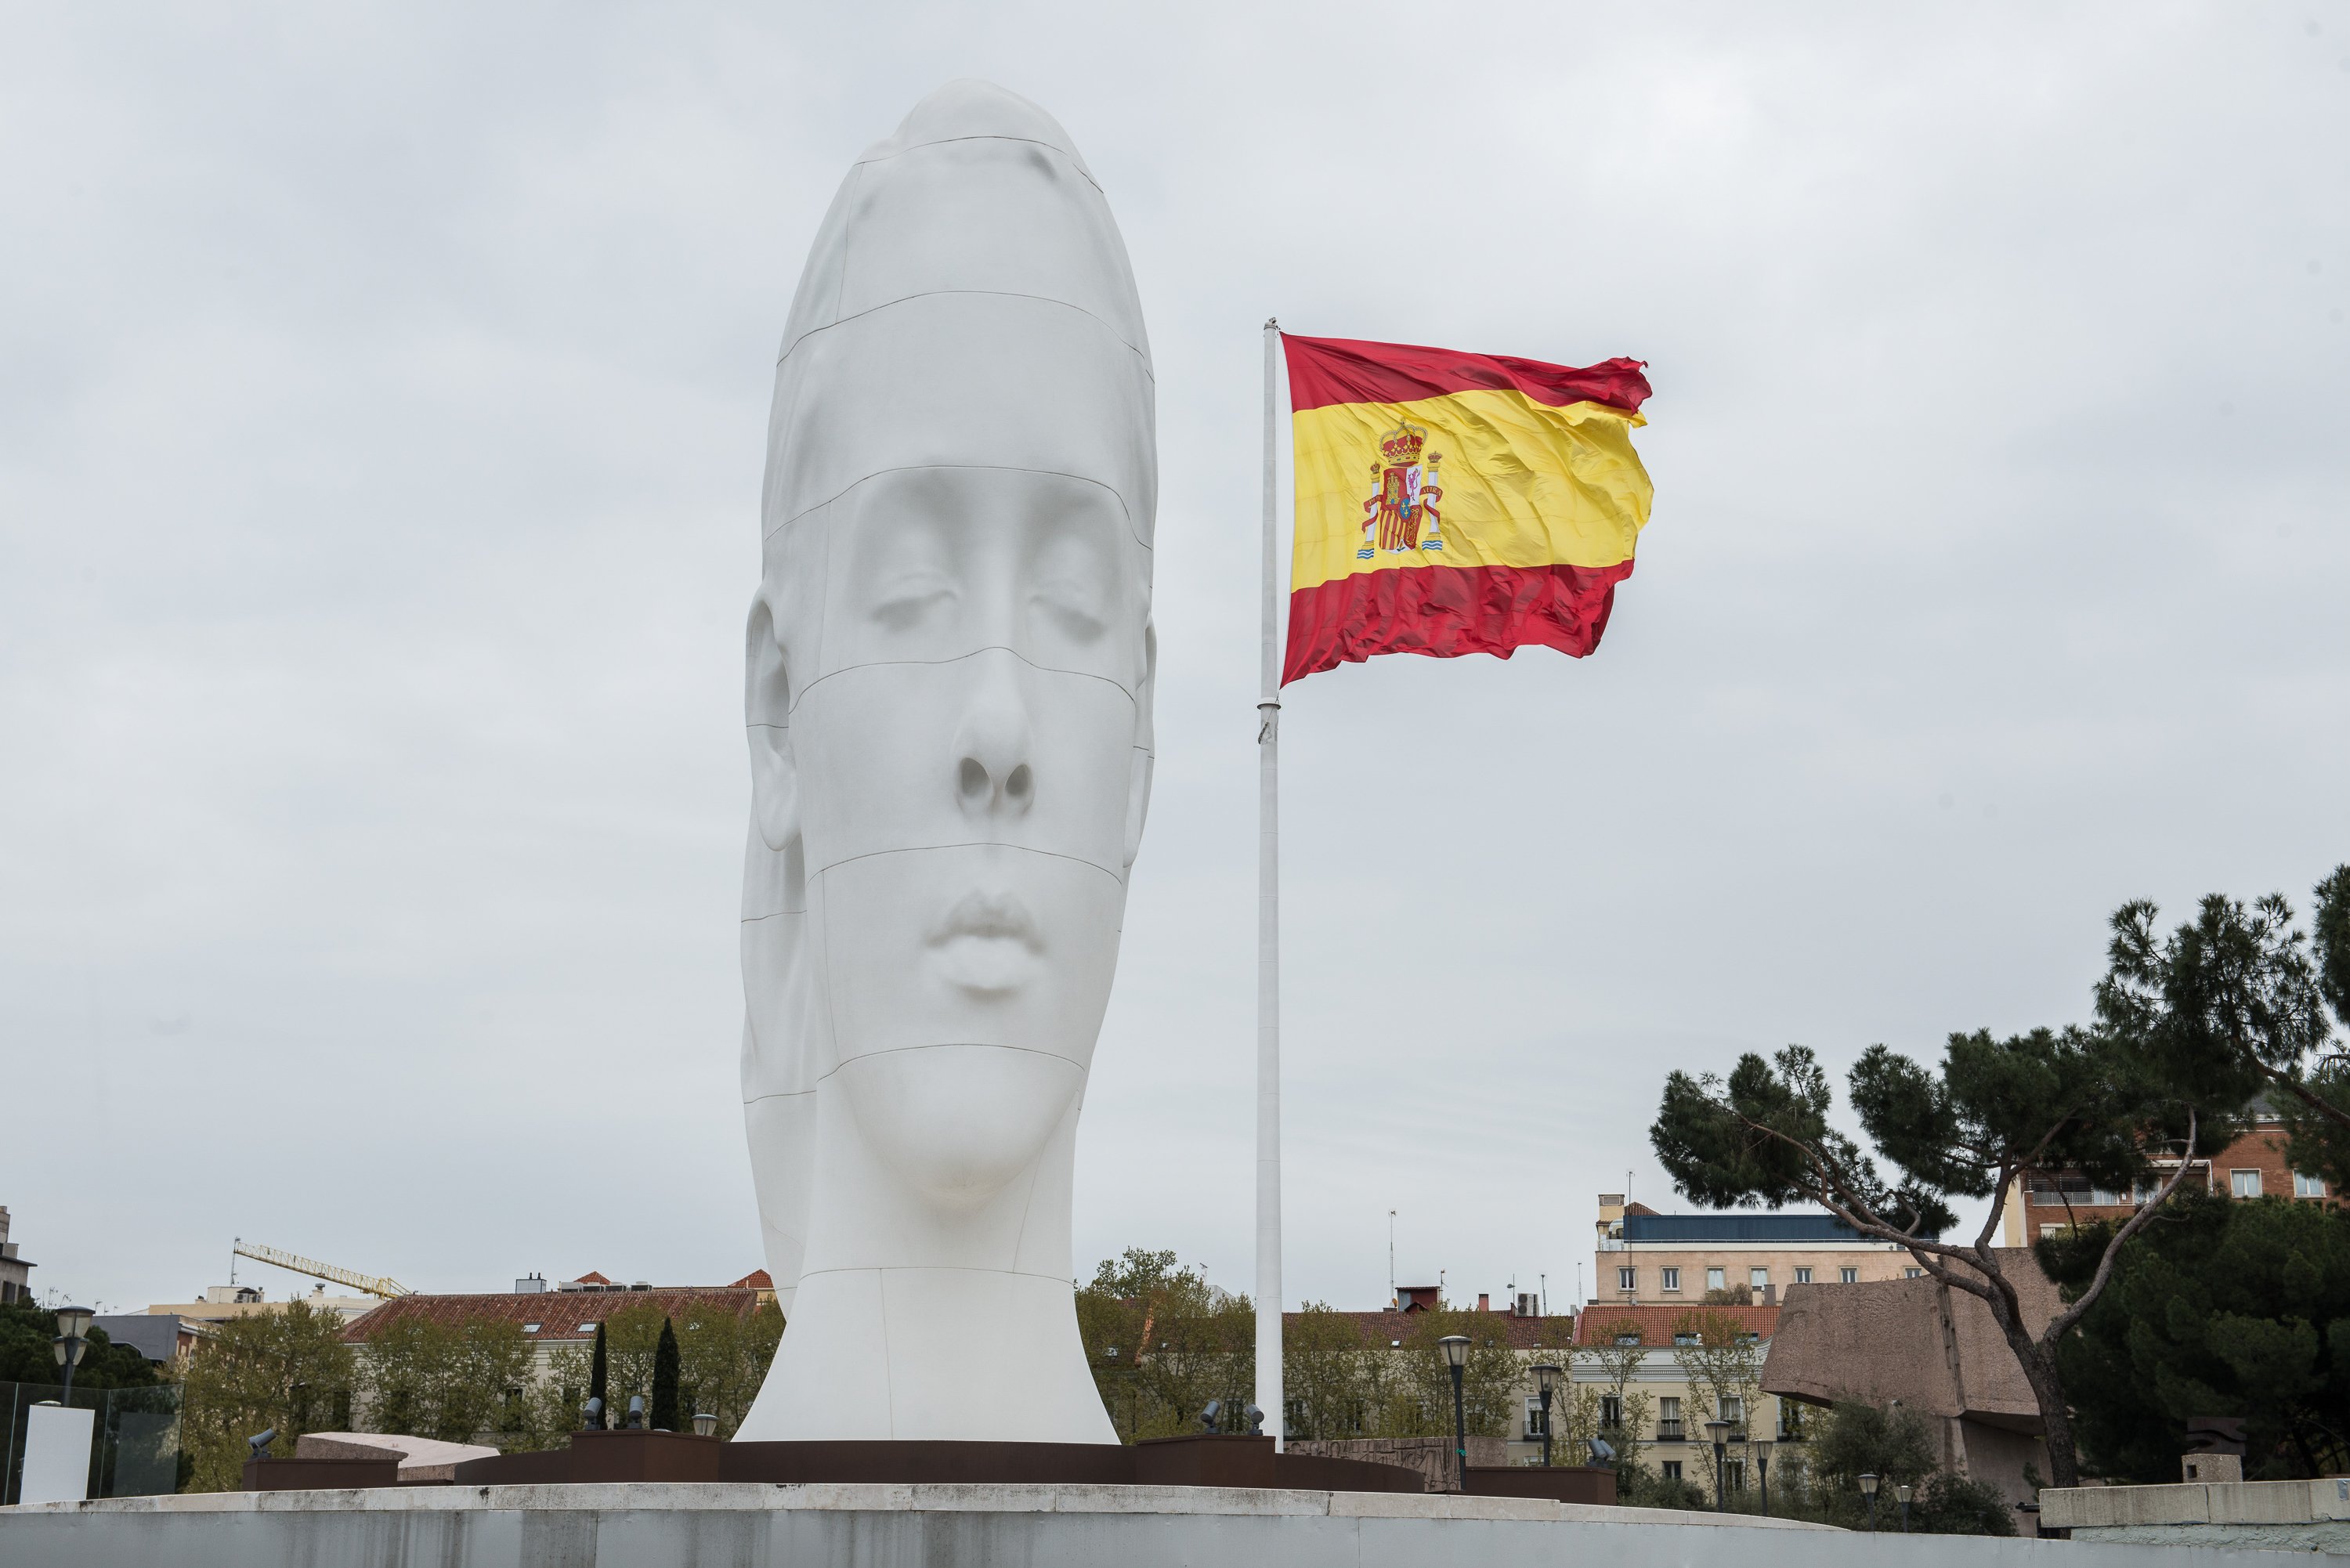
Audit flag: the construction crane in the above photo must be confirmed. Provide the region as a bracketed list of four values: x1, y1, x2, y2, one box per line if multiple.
[232, 1238, 412, 1300]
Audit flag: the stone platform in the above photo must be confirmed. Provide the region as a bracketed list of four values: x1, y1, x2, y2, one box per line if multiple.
[0, 1480, 2320, 1567]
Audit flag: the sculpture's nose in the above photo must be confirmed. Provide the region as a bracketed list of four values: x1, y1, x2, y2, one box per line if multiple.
[953, 655, 1034, 820]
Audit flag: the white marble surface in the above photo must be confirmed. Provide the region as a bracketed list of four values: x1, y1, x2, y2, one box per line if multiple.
[736, 80, 1154, 1443]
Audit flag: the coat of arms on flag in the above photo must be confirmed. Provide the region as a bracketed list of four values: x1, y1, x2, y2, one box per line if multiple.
[1281, 334, 1653, 684]
[1363, 423, 1442, 557]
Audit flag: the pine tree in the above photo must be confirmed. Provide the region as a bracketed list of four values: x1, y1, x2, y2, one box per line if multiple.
[588, 1321, 609, 1429]
[651, 1317, 682, 1433]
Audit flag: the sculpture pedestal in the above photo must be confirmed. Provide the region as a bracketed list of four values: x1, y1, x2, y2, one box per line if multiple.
[2, 1476, 1862, 1568]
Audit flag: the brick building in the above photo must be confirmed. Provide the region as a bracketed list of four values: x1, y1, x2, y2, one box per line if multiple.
[1999, 1099, 2334, 1245]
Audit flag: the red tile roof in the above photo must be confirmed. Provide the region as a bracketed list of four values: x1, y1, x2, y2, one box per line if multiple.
[728, 1270, 773, 1290]
[342, 1288, 762, 1344]
[570, 1271, 616, 1286]
[1573, 1302, 1780, 1346]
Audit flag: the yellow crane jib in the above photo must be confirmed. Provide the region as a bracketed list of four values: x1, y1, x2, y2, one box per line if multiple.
[233, 1238, 412, 1299]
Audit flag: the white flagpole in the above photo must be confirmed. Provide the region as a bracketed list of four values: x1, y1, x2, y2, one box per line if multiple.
[1255, 317, 1285, 1448]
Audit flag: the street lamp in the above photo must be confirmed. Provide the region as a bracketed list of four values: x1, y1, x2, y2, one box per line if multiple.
[692, 1413, 718, 1438]
[1897, 1480, 1914, 1532]
[1531, 1364, 1560, 1469]
[1752, 1436, 1774, 1518]
[1860, 1470, 1881, 1530]
[1437, 1335, 1471, 1493]
[52, 1306, 95, 1407]
[1703, 1418, 1730, 1512]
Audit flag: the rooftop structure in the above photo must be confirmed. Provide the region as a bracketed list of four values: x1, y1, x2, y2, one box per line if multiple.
[0, 1205, 31, 1305]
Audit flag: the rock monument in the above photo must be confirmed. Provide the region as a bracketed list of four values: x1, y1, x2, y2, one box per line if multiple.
[735, 81, 1155, 1443]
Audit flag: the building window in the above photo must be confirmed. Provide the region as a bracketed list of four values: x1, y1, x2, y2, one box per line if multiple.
[1662, 1461, 1683, 1480]
[1705, 1267, 1726, 1292]
[1660, 1266, 1681, 1292]
[522, 1323, 541, 1334]
[1721, 1394, 1744, 1429]
[1724, 1458, 1746, 1490]
[1839, 1266, 1858, 1284]
[1749, 1267, 1769, 1290]
[1524, 1396, 1546, 1437]
[1777, 1402, 1804, 1440]
[1600, 1394, 1623, 1429]
[2298, 1172, 2327, 1199]
[1794, 1266, 1813, 1284]
[2231, 1169, 2262, 1199]
[1614, 1332, 1640, 1346]
[1904, 1267, 1922, 1278]
[1672, 1331, 1699, 1346]
[1617, 1266, 1636, 1292]
[1658, 1396, 1683, 1441]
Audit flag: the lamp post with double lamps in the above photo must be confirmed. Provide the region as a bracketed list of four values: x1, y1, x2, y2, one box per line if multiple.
[1703, 1418, 1730, 1512]
[1437, 1336, 1470, 1493]
[1860, 1470, 1881, 1530]
[1530, 1364, 1560, 1469]
[52, 1306, 95, 1406]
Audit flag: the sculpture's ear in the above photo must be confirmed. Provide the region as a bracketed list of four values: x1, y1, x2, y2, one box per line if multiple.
[747, 589, 799, 853]
[1123, 617, 1155, 870]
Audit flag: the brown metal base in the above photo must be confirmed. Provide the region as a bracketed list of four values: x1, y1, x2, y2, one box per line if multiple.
[247, 1433, 1613, 1503]
[435, 1432, 1426, 1494]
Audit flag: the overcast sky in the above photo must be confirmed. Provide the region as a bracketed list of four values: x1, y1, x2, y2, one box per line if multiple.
[5, 4, 2345, 1317]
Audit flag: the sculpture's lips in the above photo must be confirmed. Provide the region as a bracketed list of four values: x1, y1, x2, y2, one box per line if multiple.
[926, 891, 1043, 993]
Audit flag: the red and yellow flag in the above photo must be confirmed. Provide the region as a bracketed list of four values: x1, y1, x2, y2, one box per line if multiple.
[1282, 334, 1654, 685]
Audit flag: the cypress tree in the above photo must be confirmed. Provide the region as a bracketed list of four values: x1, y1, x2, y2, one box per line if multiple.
[587, 1321, 609, 1429]
[650, 1317, 682, 1433]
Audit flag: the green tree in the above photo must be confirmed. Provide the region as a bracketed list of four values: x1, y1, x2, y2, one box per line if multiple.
[2053, 1191, 2350, 1479]
[1650, 1021, 2219, 1487]
[1282, 1302, 1375, 1440]
[2099, 869, 2350, 1190]
[1576, 1316, 1652, 1482]
[1076, 1248, 1253, 1440]
[1667, 1311, 1766, 1499]
[177, 1299, 356, 1492]
[0, 1302, 162, 1389]
[357, 1315, 535, 1446]
[673, 1299, 784, 1436]
[1390, 1304, 1520, 1442]
[650, 1317, 682, 1432]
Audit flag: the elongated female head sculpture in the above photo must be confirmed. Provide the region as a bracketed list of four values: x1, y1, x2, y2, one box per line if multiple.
[736, 81, 1153, 1442]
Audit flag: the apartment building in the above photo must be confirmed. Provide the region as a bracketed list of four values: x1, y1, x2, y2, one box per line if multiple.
[1593, 1194, 1930, 1306]
[1999, 1099, 2338, 1244]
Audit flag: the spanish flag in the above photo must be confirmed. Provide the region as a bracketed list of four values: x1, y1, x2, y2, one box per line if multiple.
[1282, 334, 1654, 685]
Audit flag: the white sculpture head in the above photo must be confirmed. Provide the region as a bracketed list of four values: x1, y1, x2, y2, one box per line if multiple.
[736, 81, 1152, 1441]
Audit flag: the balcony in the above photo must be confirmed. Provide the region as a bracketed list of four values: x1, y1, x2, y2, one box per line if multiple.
[1655, 1422, 1684, 1442]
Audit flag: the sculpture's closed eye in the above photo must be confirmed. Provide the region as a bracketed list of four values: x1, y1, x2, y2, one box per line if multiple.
[871, 574, 956, 629]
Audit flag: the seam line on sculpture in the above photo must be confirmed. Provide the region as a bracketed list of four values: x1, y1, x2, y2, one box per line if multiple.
[780, 290, 1149, 373]
[808, 1042, 1085, 1090]
[764, 463, 1155, 552]
[786, 643, 1141, 714]
[854, 134, 1107, 199]
[808, 842, 1123, 884]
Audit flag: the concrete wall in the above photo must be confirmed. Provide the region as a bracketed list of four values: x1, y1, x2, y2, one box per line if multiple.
[0, 1482, 2315, 1568]
[2043, 1476, 2350, 1552]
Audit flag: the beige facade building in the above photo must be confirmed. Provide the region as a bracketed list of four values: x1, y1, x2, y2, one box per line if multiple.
[1560, 1303, 1799, 1491]
[1593, 1194, 1928, 1306]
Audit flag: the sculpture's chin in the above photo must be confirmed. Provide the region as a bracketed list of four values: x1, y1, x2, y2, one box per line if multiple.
[836, 1044, 1084, 1210]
